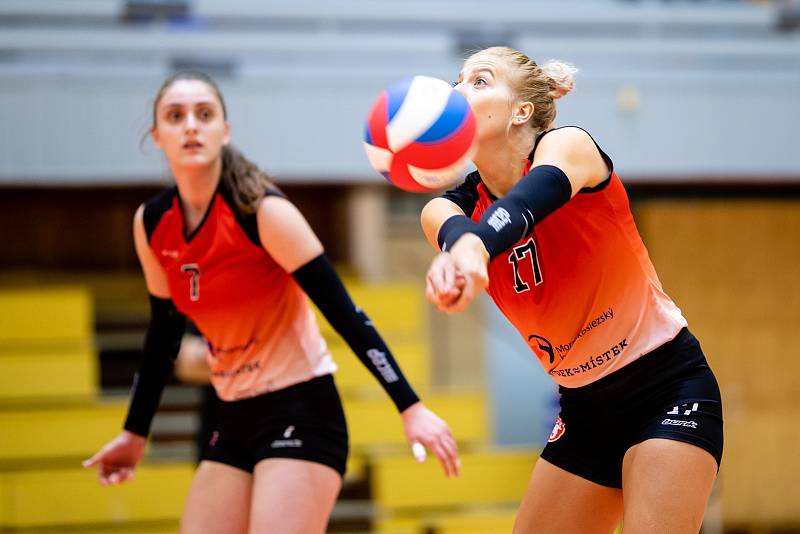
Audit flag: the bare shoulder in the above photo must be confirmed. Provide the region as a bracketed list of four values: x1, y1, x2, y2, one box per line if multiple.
[131, 202, 170, 297]
[255, 194, 323, 272]
[535, 127, 597, 161]
[533, 127, 608, 189]
[132, 203, 147, 245]
[133, 203, 145, 225]
[256, 194, 299, 222]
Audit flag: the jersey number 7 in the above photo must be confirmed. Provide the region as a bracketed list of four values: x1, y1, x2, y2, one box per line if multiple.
[181, 263, 201, 301]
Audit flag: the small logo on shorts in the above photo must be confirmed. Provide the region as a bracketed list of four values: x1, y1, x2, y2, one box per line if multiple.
[209, 430, 219, 447]
[270, 439, 303, 448]
[662, 419, 698, 429]
[548, 416, 566, 443]
[668, 402, 699, 416]
[272, 425, 302, 448]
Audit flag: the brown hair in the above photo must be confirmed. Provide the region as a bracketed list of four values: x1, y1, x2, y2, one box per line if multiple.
[471, 46, 577, 134]
[151, 70, 276, 214]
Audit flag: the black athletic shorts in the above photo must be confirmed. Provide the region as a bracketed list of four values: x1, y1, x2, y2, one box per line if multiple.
[200, 374, 349, 477]
[540, 327, 723, 488]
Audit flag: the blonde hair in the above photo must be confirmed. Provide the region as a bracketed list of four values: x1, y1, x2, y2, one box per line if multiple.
[152, 71, 276, 214]
[471, 46, 578, 133]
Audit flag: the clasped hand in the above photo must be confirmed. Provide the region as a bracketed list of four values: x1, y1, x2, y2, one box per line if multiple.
[425, 233, 489, 313]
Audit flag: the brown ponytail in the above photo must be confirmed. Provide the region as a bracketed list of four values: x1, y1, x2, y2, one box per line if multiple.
[220, 144, 278, 214]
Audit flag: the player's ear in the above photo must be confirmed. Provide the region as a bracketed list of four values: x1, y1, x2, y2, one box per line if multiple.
[222, 121, 231, 146]
[150, 126, 162, 149]
[513, 101, 533, 125]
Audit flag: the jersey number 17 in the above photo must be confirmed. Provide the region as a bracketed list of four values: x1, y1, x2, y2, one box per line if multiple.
[508, 238, 542, 293]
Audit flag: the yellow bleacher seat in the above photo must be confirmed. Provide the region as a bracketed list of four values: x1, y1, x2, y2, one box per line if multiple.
[0, 402, 126, 463]
[0, 464, 192, 528]
[372, 449, 538, 510]
[376, 509, 517, 534]
[430, 509, 517, 534]
[0, 287, 97, 404]
[374, 516, 425, 534]
[345, 391, 487, 448]
[424, 510, 618, 534]
[0, 287, 92, 348]
[0, 347, 98, 403]
[313, 282, 425, 338]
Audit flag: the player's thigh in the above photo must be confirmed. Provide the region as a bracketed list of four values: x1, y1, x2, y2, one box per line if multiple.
[249, 458, 342, 534]
[181, 460, 252, 534]
[513, 457, 623, 534]
[622, 438, 717, 534]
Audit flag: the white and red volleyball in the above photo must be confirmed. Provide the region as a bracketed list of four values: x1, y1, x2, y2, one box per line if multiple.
[363, 76, 477, 192]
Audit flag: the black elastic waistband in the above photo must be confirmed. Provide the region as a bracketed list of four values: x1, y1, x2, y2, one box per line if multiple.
[220, 374, 335, 409]
[558, 328, 703, 401]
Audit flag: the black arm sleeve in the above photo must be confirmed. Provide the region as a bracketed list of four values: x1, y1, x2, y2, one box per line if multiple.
[292, 254, 420, 412]
[458, 165, 572, 259]
[123, 295, 187, 437]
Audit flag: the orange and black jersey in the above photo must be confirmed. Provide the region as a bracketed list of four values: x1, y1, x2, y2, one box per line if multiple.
[137, 181, 419, 415]
[143, 183, 336, 400]
[441, 127, 687, 387]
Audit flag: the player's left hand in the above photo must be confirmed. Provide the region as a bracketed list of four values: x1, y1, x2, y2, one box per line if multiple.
[400, 401, 460, 478]
[427, 233, 488, 313]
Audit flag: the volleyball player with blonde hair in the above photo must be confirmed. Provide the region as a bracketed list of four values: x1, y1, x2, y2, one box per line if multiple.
[84, 71, 460, 534]
[422, 46, 722, 533]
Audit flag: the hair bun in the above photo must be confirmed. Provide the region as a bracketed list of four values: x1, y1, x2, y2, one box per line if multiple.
[540, 61, 578, 100]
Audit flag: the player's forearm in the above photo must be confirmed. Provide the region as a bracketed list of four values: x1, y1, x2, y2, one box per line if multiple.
[292, 254, 420, 412]
[421, 197, 467, 251]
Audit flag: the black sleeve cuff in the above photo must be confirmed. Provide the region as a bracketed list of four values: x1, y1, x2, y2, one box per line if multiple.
[437, 215, 479, 252]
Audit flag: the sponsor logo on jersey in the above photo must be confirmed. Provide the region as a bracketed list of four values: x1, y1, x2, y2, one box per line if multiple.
[553, 307, 615, 356]
[550, 338, 628, 378]
[210, 360, 262, 378]
[527, 335, 556, 364]
[161, 249, 180, 258]
[208, 338, 257, 357]
[548, 416, 566, 443]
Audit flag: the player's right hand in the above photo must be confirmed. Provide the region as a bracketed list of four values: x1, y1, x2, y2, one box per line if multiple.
[426, 253, 468, 311]
[426, 234, 488, 313]
[82, 431, 146, 486]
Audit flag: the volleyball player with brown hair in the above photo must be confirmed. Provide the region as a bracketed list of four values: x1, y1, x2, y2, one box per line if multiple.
[422, 46, 722, 533]
[83, 71, 459, 534]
